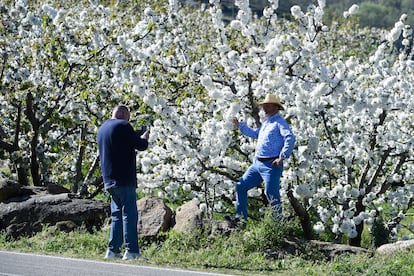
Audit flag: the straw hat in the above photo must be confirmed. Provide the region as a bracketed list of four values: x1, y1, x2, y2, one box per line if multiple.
[259, 94, 284, 110]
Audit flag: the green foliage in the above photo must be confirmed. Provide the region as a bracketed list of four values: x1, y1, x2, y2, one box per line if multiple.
[241, 211, 302, 253]
[1, 221, 414, 275]
[324, 0, 414, 28]
[141, 216, 301, 272]
[326, 251, 414, 276]
[370, 217, 390, 248]
[358, 2, 398, 29]
[0, 225, 108, 258]
[219, 0, 414, 28]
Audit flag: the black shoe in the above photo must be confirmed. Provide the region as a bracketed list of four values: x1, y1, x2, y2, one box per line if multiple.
[224, 215, 246, 229]
[224, 215, 240, 224]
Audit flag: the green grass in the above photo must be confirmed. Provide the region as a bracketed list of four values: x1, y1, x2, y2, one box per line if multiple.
[1, 216, 414, 276]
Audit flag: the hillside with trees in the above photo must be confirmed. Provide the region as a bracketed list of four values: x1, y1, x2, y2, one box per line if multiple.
[184, 0, 414, 28]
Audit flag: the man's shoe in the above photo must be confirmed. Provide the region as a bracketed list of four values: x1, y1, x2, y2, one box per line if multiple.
[224, 215, 240, 224]
[122, 251, 149, 261]
[224, 215, 247, 229]
[104, 250, 121, 259]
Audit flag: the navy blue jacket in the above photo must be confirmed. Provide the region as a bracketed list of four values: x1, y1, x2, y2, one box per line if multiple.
[97, 119, 148, 190]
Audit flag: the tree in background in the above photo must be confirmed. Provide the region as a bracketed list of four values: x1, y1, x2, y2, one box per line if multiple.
[325, 0, 414, 28]
[185, 0, 414, 28]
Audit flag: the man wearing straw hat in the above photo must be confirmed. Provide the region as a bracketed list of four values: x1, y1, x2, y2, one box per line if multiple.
[226, 94, 295, 225]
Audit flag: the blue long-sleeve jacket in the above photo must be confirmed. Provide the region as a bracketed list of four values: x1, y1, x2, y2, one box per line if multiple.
[97, 119, 148, 190]
[239, 114, 295, 159]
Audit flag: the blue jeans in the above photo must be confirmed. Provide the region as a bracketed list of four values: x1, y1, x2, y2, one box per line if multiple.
[235, 158, 283, 219]
[107, 185, 139, 254]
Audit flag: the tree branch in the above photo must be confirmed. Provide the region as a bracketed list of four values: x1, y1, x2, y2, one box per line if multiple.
[366, 147, 393, 194]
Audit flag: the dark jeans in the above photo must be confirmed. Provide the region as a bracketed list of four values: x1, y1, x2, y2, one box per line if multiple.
[235, 158, 283, 219]
[107, 185, 139, 253]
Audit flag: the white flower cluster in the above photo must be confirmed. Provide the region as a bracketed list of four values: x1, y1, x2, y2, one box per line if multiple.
[294, 184, 315, 199]
[343, 4, 359, 18]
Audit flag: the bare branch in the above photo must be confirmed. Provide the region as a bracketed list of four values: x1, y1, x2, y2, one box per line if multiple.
[319, 110, 336, 149]
[379, 151, 409, 194]
[366, 147, 393, 194]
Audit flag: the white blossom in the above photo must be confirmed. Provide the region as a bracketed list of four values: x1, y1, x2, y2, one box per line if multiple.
[344, 4, 359, 18]
[313, 221, 325, 233]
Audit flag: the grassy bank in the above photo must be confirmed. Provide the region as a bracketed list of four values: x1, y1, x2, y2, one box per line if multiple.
[1, 216, 413, 276]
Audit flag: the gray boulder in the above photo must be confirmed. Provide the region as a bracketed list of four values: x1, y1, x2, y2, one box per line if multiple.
[0, 178, 71, 203]
[137, 196, 173, 239]
[169, 199, 234, 235]
[0, 179, 22, 202]
[173, 198, 203, 233]
[0, 182, 110, 238]
[265, 238, 370, 261]
[376, 239, 414, 255]
[309, 240, 369, 260]
[0, 193, 110, 238]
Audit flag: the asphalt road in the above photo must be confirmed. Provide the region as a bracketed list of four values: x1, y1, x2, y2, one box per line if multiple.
[0, 251, 234, 276]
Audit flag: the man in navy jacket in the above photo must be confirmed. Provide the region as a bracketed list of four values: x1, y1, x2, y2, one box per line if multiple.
[98, 105, 149, 260]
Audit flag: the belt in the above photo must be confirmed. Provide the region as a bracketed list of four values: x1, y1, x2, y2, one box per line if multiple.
[257, 157, 277, 162]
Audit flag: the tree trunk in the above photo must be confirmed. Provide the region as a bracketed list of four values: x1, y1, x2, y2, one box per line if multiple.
[349, 222, 363, 247]
[349, 197, 365, 247]
[25, 92, 42, 186]
[287, 189, 313, 240]
[30, 129, 41, 186]
[73, 124, 87, 193]
[15, 157, 29, 187]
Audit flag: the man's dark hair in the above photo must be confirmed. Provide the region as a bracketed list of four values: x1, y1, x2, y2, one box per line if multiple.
[112, 105, 130, 120]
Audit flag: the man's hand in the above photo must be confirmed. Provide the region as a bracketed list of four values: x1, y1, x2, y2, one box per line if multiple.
[231, 117, 239, 128]
[141, 130, 150, 140]
[272, 157, 283, 167]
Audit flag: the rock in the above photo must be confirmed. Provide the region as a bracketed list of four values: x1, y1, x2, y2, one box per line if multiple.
[0, 192, 110, 238]
[55, 220, 79, 233]
[376, 239, 414, 255]
[1, 182, 68, 204]
[46, 182, 71, 194]
[0, 179, 21, 202]
[265, 238, 370, 261]
[205, 219, 234, 236]
[136, 197, 234, 238]
[137, 196, 173, 239]
[309, 240, 369, 261]
[173, 198, 203, 233]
